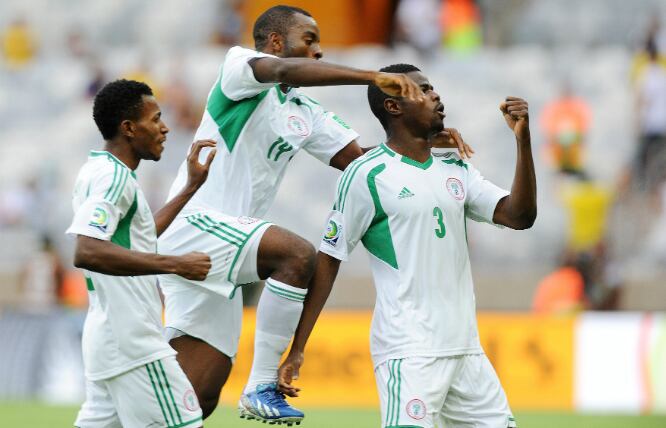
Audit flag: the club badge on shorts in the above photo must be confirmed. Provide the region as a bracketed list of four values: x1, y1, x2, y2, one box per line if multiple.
[406, 398, 426, 420]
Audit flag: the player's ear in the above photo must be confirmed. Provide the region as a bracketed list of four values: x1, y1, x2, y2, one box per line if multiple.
[268, 32, 284, 54]
[119, 120, 135, 138]
[384, 98, 401, 117]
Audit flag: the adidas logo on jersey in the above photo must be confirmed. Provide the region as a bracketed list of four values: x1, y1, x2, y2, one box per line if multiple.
[398, 187, 415, 199]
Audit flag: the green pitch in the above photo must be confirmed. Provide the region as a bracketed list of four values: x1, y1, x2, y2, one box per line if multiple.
[1, 402, 665, 427]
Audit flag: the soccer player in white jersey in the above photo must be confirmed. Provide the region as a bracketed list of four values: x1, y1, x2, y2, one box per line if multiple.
[68, 79, 217, 428]
[278, 64, 537, 428]
[155, 5, 452, 424]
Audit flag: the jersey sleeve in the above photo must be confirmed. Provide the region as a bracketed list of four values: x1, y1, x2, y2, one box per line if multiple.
[66, 167, 135, 241]
[464, 162, 510, 226]
[303, 105, 360, 165]
[219, 46, 277, 101]
[319, 170, 374, 261]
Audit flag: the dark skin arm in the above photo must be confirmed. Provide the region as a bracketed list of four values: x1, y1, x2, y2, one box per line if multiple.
[250, 56, 423, 101]
[154, 140, 217, 236]
[491, 97, 537, 230]
[74, 236, 211, 280]
[278, 252, 341, 397]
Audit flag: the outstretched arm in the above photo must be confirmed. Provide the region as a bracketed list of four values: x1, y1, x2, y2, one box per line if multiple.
[492, 97, 537, 230]
[74, 235, 211, 280]
[154, 140, 216, 236]
[250, 56, 423, 100]
[278, 252, 341, 396]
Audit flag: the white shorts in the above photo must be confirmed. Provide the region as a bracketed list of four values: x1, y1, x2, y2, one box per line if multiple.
[158, 210, 272, 358]
[375, 354, 516, 428]
[74, 355, 202, 428]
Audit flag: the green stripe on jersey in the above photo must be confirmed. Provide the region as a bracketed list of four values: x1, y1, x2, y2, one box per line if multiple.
[336, 147, 384, 212]
[111, 193, 138, 249]
[207, 76, 269, 153]
[442, 158, 468, 170]
[361, 163, 398, 269]
[85, 277, 95, 291]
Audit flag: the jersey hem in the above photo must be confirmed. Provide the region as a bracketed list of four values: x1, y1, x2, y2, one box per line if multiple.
[85, 349, 176, 381]
[372, 347, 484, 369]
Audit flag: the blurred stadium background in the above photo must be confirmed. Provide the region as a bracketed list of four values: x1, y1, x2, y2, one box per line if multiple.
[1, 0, 666, 426]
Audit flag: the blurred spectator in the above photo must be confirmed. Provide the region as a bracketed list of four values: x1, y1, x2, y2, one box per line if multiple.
[532, 260, 586, 314]
[124, 57, 161, 99]
[0, 178, 38, 227]
[535, 176, 623, 312]
[162, 66, 201, 132]
[633, 40, 666, 193]
[560, 177, 612, 253]
[211, 0, 243, 46]
[85, 61, 106, 99]
[19, 235, 65, 312]
[440, 0, 482, 53]
[630, 16, 666, 83]
[2, 16, 37, 69]
[66, 29, 89, 59]
[540, 81, 591, 176]
[395, 0, 442, 54]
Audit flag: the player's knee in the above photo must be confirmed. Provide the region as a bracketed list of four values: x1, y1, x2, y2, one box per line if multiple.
[284, 240, 316, 285]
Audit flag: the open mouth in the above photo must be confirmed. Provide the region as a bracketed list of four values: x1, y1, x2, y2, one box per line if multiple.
[436, 104, 445, 117]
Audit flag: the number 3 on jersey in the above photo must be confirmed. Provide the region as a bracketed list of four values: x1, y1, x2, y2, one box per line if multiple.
[433, 206, 446, 238]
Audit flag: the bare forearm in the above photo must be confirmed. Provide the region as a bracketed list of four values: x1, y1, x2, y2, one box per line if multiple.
[74, 236, 178, 276]
[290, 252, 340, 353]
[495, 137, 537, 229]
[154, 185, 197, 236]
[253, 57, 377, 87]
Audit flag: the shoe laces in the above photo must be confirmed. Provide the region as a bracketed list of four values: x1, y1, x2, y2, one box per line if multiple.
[258, 387, 289, 408]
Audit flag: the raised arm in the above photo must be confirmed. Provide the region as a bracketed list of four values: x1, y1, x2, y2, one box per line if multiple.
[277, 252, 341, 396]
[154, 140, 216, 236]
[74, 235, 210, 280]
[492, 97, 537, 230]
[250, 56, 423, 101]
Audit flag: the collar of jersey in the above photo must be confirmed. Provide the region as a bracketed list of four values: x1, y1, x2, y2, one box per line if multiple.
[89, 150, 137, 178]
[380, 143, 433, 170]
[275, 84, 292, 104]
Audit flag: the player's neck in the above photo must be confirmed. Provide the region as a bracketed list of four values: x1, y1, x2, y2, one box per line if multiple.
[104, 140, 140, 170]
[386, 129, 432, 163]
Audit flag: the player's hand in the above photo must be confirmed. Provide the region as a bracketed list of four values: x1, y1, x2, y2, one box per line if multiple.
[185, 140, 217, 190]
[373, 72, 424, 103]
[277, 351, 303, 398]
[500, 97, 530, 142]
[431, 128, 475, 160]
[175, 251, 212, 281]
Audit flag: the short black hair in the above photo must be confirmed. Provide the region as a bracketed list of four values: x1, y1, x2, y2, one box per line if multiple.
[253, 5, 312, 50]
[367, 63, 421, 130]
[92, 79, 153, 140]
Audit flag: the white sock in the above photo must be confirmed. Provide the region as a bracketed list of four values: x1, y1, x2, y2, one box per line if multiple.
[244, 278, 307, 394]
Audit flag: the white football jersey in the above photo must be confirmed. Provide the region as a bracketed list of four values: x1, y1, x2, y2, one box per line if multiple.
[66, 151, 175, 381]
[319, 144, 509, 367]
[167, 46, 359, 217]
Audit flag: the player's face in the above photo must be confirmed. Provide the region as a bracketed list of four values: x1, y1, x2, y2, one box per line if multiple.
[400, 71, 445, 135]
[282, 13, 323, 60]
[131, 96, 169, 161]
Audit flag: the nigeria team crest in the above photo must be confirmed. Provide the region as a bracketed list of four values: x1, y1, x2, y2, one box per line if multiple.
[446, 177, 465, 200]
